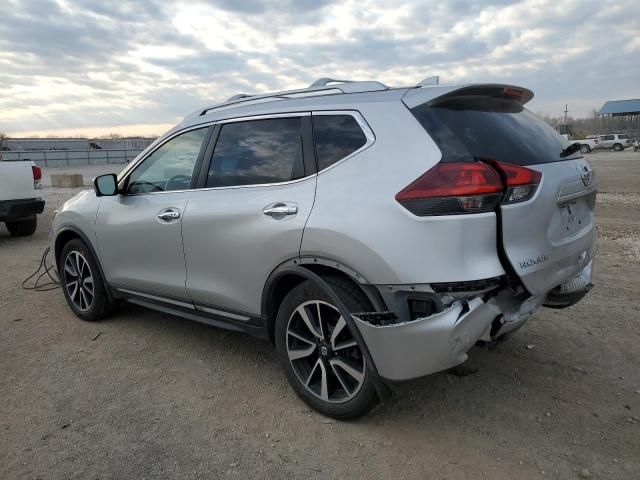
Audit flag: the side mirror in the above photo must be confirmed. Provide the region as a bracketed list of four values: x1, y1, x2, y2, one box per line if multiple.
[94, 174, 119, 197]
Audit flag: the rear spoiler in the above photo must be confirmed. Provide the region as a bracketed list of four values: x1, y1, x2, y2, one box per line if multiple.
[402, 83, 534, 109]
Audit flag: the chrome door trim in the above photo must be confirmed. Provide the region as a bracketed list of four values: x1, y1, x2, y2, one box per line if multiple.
[195, 305, 251, 322]
[116, 287, 195, 309]
[193, 171, 317, 193]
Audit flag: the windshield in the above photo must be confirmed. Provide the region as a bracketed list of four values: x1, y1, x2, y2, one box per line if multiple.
[411, 95, 582, 166]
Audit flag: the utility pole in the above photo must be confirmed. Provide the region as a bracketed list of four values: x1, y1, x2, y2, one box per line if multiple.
[564, 104, 569, 126]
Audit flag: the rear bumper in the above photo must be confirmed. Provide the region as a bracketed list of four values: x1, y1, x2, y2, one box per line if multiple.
[354, 291, 546, 381]
[356, 263, 594, 381]
[354, 298, 497, 381]
[543, 261, 593, 309]
[0, 198, 45, 222]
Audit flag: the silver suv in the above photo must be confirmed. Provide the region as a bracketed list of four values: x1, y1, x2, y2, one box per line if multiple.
[51, 78, 597, 418]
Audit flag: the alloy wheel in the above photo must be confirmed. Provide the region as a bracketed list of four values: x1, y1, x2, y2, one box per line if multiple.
[63, 251, 94, 311]
[286, 300, 366, 403]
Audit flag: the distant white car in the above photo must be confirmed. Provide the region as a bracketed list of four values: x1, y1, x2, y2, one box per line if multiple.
[598, 134, 633, 151]
[579, 135, 600, 153]
[0, 160, 44, 236]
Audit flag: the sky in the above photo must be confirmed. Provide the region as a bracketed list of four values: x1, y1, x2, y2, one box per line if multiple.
[0, 0, 638, 138]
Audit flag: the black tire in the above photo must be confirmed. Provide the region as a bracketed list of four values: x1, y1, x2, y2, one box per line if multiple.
[613, 143, 623, 152]
[275, 276, 379, 419]
[60, 238, 114, 321]
[580, 145, 591, 154]
[5, 216, 37, 236]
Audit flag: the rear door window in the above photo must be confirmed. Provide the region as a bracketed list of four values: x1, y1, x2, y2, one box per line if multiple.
[411, 96, 581, 165]
[206, 117, 305, 187]
[312, 114, 367, 170]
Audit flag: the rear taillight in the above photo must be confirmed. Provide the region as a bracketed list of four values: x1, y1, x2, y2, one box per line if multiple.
[32, 165, 42, 189]
[395, 162, 503, 216]
[485, 160, 541, 204]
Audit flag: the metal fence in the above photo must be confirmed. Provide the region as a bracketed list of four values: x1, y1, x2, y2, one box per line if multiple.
[0, 149, 143, 167]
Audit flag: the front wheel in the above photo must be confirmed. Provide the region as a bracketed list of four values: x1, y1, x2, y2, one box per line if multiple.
[5, 216, 37, 236]
[60, 239, 114, 321]
[613, 143, 623, 151]
[275, 278, 378, 419]
[580, 145, 591, 154]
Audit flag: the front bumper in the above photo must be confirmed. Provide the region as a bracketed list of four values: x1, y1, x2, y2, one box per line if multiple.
[0, 198, 45, 222]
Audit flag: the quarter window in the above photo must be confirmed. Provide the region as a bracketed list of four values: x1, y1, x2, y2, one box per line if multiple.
[206, 117, 305, 187]
[127, 128, 207, 194]
[312, 114, 367, 171]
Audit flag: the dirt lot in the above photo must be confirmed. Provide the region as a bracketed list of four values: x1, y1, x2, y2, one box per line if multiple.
[1, 151, 639, 479]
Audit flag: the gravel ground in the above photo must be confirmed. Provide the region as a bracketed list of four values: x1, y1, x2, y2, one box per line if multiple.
[1, 150, 639, 479]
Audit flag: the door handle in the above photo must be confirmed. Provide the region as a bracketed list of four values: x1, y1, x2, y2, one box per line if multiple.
[157, 208, 181, 221]
[263, 203, 298, 217]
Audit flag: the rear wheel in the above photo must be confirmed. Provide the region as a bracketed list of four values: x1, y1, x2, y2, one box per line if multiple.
[275, 278, 378, 419]
[60, 239, 114, 321]
[5, 216, 37, 236]
[613, 143, 623, 151]
[580, 145, 591, 154]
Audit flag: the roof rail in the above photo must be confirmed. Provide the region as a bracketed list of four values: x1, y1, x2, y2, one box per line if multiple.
[309, 77, 353, 87]
[417, 76, 439, 86]
[309, 77, 388, 90]
[227, 93, 252, 101]
[188, 79, 389, 119]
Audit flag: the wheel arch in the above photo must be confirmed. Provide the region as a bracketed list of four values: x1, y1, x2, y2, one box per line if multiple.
[54, 226, 113, 301]
[266, 264, 394, 411]
[261, 261, 386, 345]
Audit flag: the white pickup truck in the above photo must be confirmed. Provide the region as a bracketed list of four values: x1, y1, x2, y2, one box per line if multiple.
[0, 160, 45, 236]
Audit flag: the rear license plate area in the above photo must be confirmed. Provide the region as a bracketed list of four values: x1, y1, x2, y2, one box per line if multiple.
[560, 200, 583, 233]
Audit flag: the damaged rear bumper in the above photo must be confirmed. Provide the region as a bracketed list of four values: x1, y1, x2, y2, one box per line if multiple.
[354, 263, 593, 382]
[543, 262, 593, 309]
[354, 297, 501, 381]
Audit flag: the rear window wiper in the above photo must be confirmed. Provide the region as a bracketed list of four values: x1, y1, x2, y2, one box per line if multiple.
[560, 142, 581, 158]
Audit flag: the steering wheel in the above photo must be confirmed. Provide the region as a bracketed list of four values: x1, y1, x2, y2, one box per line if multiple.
[165, 174, 192, 191]
[128, 180, 164, 193]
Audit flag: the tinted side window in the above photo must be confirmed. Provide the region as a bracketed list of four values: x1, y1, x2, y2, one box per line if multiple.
[206, 117, 304, 187]
[312, 115, 367, 170]
[127, 128, 207, 194]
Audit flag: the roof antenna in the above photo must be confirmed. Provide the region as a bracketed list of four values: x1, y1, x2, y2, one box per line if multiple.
[418, 76, 439, 86]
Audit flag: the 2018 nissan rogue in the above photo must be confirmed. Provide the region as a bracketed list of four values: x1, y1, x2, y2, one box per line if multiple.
[51, 78, 596, 418]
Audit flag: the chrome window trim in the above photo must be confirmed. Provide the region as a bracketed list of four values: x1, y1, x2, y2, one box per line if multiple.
[216, 111, 311, 124]
[118, 110, 372, 194]
[311, 110, 376, 175]
[194, 173, 317, 193]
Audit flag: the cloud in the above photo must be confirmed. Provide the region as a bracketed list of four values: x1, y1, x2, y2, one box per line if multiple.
[0, 0, 638, 136]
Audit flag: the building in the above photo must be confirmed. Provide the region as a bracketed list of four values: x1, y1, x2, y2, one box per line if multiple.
[596, 99, 640, 136]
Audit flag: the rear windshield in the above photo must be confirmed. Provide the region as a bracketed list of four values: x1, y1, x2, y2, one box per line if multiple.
[411, 95, 581, 165]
